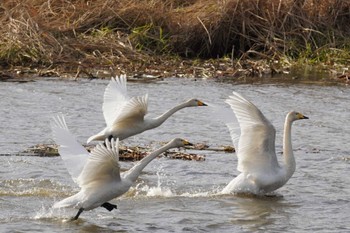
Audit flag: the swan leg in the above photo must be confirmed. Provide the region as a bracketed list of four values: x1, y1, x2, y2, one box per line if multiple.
[71, 208, 84, 221]
[101, 202, 117, 211]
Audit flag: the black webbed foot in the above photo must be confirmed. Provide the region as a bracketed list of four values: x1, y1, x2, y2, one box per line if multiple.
[101, 202, 117, 212]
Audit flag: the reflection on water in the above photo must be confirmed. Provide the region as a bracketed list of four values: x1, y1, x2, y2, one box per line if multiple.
[0, 77, 349, 232]
[229, 195, 290, 232]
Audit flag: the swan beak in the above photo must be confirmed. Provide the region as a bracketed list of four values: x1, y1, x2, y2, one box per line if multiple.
[182, 140, 193, 146]
[298, 113, 309, 119]
[197, 100, 207, 106]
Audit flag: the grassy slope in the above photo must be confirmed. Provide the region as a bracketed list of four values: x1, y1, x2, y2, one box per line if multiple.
[0, 0, 349, 79]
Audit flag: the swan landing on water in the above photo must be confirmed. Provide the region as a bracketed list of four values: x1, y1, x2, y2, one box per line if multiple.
[221, 91, 308, 195]
[51, 115, 192, 220]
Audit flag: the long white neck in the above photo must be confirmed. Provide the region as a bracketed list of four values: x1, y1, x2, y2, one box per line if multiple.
[282, 114, 296, 181]
[150, 102, 190, 128]
[123, 143, 175, 183]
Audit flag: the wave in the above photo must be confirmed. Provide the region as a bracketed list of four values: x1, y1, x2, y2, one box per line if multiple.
[0, 178, 75, 197]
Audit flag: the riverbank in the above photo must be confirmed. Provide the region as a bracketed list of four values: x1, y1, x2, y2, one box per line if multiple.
[1, 0, 349, 83]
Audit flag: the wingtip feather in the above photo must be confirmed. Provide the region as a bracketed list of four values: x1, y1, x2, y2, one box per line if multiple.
[51, 114, 68, 130]
[91, 138, 120, 161]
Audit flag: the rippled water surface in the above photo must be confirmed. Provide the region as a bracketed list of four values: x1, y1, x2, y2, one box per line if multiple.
[0, 77, 349, 232]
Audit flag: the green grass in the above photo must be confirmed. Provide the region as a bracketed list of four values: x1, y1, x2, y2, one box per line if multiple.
[130, 23, 170, 54]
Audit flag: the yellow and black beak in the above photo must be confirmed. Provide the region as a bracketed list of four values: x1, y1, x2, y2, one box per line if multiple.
[182, 139, 194, 146]
[298, 113, 309, 119]
[197, 100, 207, 106]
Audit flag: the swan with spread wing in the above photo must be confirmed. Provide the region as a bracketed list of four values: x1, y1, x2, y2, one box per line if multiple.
[221, 92, 308, 195]
[51, 115, 192, 220]
[87, 75, 207, 143]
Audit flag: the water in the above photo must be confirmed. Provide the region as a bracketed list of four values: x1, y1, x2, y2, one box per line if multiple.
[0, 77, 349, 232]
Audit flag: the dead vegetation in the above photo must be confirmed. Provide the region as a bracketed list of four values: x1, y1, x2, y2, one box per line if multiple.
[0, 0, 349, 79]
[18, 142, 235, 161]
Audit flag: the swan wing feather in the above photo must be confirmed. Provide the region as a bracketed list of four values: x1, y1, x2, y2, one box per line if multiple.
[112, 94, 148, 126]
[77, 138, 121, 189]
[103, 75, 129, 127]
[51, 115, 89, 183]
[225, 92, 279, 174]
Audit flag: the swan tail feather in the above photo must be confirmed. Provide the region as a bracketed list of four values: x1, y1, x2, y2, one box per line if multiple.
[87, 133, 106, 144]
[53, 195, 80, 209]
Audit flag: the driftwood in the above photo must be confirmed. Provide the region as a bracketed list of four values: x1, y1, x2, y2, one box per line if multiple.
[18, 143, 235, 161]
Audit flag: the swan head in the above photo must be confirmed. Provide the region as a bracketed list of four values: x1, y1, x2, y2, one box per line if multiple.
[185, 99, 207, 107]
[168, 138, 193, 148]
[288, 111, 309, 122]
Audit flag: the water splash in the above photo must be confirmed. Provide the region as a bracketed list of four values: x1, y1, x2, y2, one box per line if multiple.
[143, 185, 174, 197]
[134, 166, 223, 198]
[0, 178, 74, 197]
[136, 167, 175, 197]
[34, 204, 56, 220]
[33, 202, 80, 223]
[180, 185, 223, 198]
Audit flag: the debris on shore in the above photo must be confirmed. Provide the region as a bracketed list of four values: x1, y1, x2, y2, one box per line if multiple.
[18, 143, 235, 162]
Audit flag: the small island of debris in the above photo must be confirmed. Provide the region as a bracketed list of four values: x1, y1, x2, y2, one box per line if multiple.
[18, 143, 235, 162]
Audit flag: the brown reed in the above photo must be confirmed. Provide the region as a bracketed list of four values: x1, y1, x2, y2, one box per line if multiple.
[0, 0, 349, 75]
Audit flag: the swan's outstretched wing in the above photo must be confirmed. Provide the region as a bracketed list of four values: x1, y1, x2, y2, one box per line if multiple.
[112, 94, 148, 126]
[51, 115, 89, 183]
[225, 92, 279, 174]
[103, 75, 149, 128]
[103, 75, 129, 127]
[77, 138, 121, 189]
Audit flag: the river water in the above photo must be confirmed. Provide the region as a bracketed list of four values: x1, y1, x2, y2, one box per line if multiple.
[0, 76, 349, 232]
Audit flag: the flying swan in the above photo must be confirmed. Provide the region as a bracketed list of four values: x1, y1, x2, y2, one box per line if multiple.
[221, 92, 308, 195]
[87, 75, 207, 143]
[51, 115, 192, 220]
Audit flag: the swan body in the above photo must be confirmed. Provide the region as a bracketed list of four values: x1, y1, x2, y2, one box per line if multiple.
[51, 115, 192, 220]
[87, 75, 207, 143]
[221, 92, 308, 195]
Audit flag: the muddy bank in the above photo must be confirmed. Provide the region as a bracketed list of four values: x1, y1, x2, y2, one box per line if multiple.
[1, 58, 349, 86]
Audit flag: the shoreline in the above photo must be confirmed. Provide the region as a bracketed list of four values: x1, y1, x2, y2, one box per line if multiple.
[1, 1, 350, 84]
[1, 57, 349, 85]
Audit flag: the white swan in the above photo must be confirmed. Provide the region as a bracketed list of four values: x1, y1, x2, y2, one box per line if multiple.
[51, 115, 192, 220]
[221, 92, 308, 195]
[87, 75, 207, 143]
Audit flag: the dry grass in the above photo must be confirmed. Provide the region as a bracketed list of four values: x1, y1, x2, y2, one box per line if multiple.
[0, 0, 349, 77]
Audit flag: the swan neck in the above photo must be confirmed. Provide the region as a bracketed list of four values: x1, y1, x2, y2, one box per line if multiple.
[124, 143, 173, 183]
[153, 102, 188, 127]
[283, 116, 296, 180]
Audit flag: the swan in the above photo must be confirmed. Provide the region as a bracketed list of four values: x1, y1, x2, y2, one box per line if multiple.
[221, 92, 308, 195]
[51, 115, 192, 220]
[87, 75, 207, 143]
